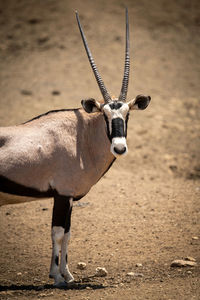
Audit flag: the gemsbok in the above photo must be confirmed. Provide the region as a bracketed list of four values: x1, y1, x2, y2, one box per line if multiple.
[0, 9, 151, 286]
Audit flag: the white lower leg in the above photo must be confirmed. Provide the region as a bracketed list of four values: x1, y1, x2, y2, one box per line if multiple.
[60, 198, 74, 283]
[60, 231, 74, 283]
[49, 226, 65, 285]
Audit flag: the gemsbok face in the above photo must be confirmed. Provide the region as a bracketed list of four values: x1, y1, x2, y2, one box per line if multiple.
[76, 9, 151, 157]
[81, 95, 151, 157]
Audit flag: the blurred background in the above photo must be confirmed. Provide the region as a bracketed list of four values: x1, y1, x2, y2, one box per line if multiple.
[0, 0, 199, 120]
[0, 0, 199, 177]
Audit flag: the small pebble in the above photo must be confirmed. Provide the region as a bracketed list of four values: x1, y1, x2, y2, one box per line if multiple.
[169, 165, 177, 172]
[1, 291, 14, 296]
[185, 256, 196, 262]
[38, 292, 54, 297]
[127, 272, 135, 276]
[136, 263, 143, 267]
[192, 236, 198, 240]
[52, 90, 60, 96]
[77, 262, 87, 270]
[127, 272, 144, 277]
[34, 277, 41, 282]
[171, 259, 197, 267]
[37, 36, 49, 44]
[39, 293, 47, 297]
[95, 267, 108, 277]
[21, 89, 32, 96]
[28, 18, 40, 25]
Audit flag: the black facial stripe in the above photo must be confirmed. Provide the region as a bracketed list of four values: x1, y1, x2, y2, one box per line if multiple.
[111, 118, 125, 139]
[109, 102, 123, 110]
[103, 113, 112, 142]
[104, 114, 129, 141]
[125, 112, 129, 137]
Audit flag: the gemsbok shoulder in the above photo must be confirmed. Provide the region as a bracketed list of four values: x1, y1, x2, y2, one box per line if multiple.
[0, 9, 151, 286]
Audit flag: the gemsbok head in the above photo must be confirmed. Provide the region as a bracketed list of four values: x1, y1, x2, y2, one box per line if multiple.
[76, 9, 151, 157]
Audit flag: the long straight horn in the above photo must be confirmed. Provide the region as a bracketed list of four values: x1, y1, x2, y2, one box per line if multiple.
[119, 8, 130, 102]
[76, 11, 111, 103]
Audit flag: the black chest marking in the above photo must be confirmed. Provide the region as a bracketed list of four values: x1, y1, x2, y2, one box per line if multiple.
[125, 113, 129, 137]
[0, 175, 86, 202]
[0, 175, 55, 198]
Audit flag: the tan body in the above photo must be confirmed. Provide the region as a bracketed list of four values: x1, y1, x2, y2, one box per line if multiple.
[0, 109, 114, 206]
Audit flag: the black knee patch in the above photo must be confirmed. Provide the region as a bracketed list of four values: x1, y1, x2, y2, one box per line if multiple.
[52, 195, 72, 228]
[64, 207, 72, 233]
[55, 255, 59, 266]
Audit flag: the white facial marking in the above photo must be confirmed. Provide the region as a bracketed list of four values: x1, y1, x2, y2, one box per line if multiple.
[103, 104, 112, 133]
[103, 102, 129, 157]
[103, 102, 129, 121]
[110, 137, 128, 157]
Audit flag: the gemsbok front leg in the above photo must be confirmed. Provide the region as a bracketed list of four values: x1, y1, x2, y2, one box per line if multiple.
[49, 194, 74, 286]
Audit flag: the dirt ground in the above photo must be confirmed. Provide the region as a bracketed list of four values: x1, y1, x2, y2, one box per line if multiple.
[0, 0, 200, 299]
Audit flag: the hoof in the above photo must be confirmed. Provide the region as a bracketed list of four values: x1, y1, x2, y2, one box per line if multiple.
[50, 273, 66, 288]
[62, 272, 74, 284]
[53, 281, 68, 288]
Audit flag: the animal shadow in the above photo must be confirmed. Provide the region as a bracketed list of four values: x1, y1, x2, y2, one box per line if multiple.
[0, 280, 106, 291]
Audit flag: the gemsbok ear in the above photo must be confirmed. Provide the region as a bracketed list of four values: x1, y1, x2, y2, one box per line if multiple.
[81, 98, 102, 113]
[128, 95, 151, 110]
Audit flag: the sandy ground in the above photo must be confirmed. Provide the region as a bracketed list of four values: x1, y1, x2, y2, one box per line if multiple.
[0, 0, 200, 299]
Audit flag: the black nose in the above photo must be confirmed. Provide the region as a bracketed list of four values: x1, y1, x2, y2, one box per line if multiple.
[114, 146, 126, 155]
